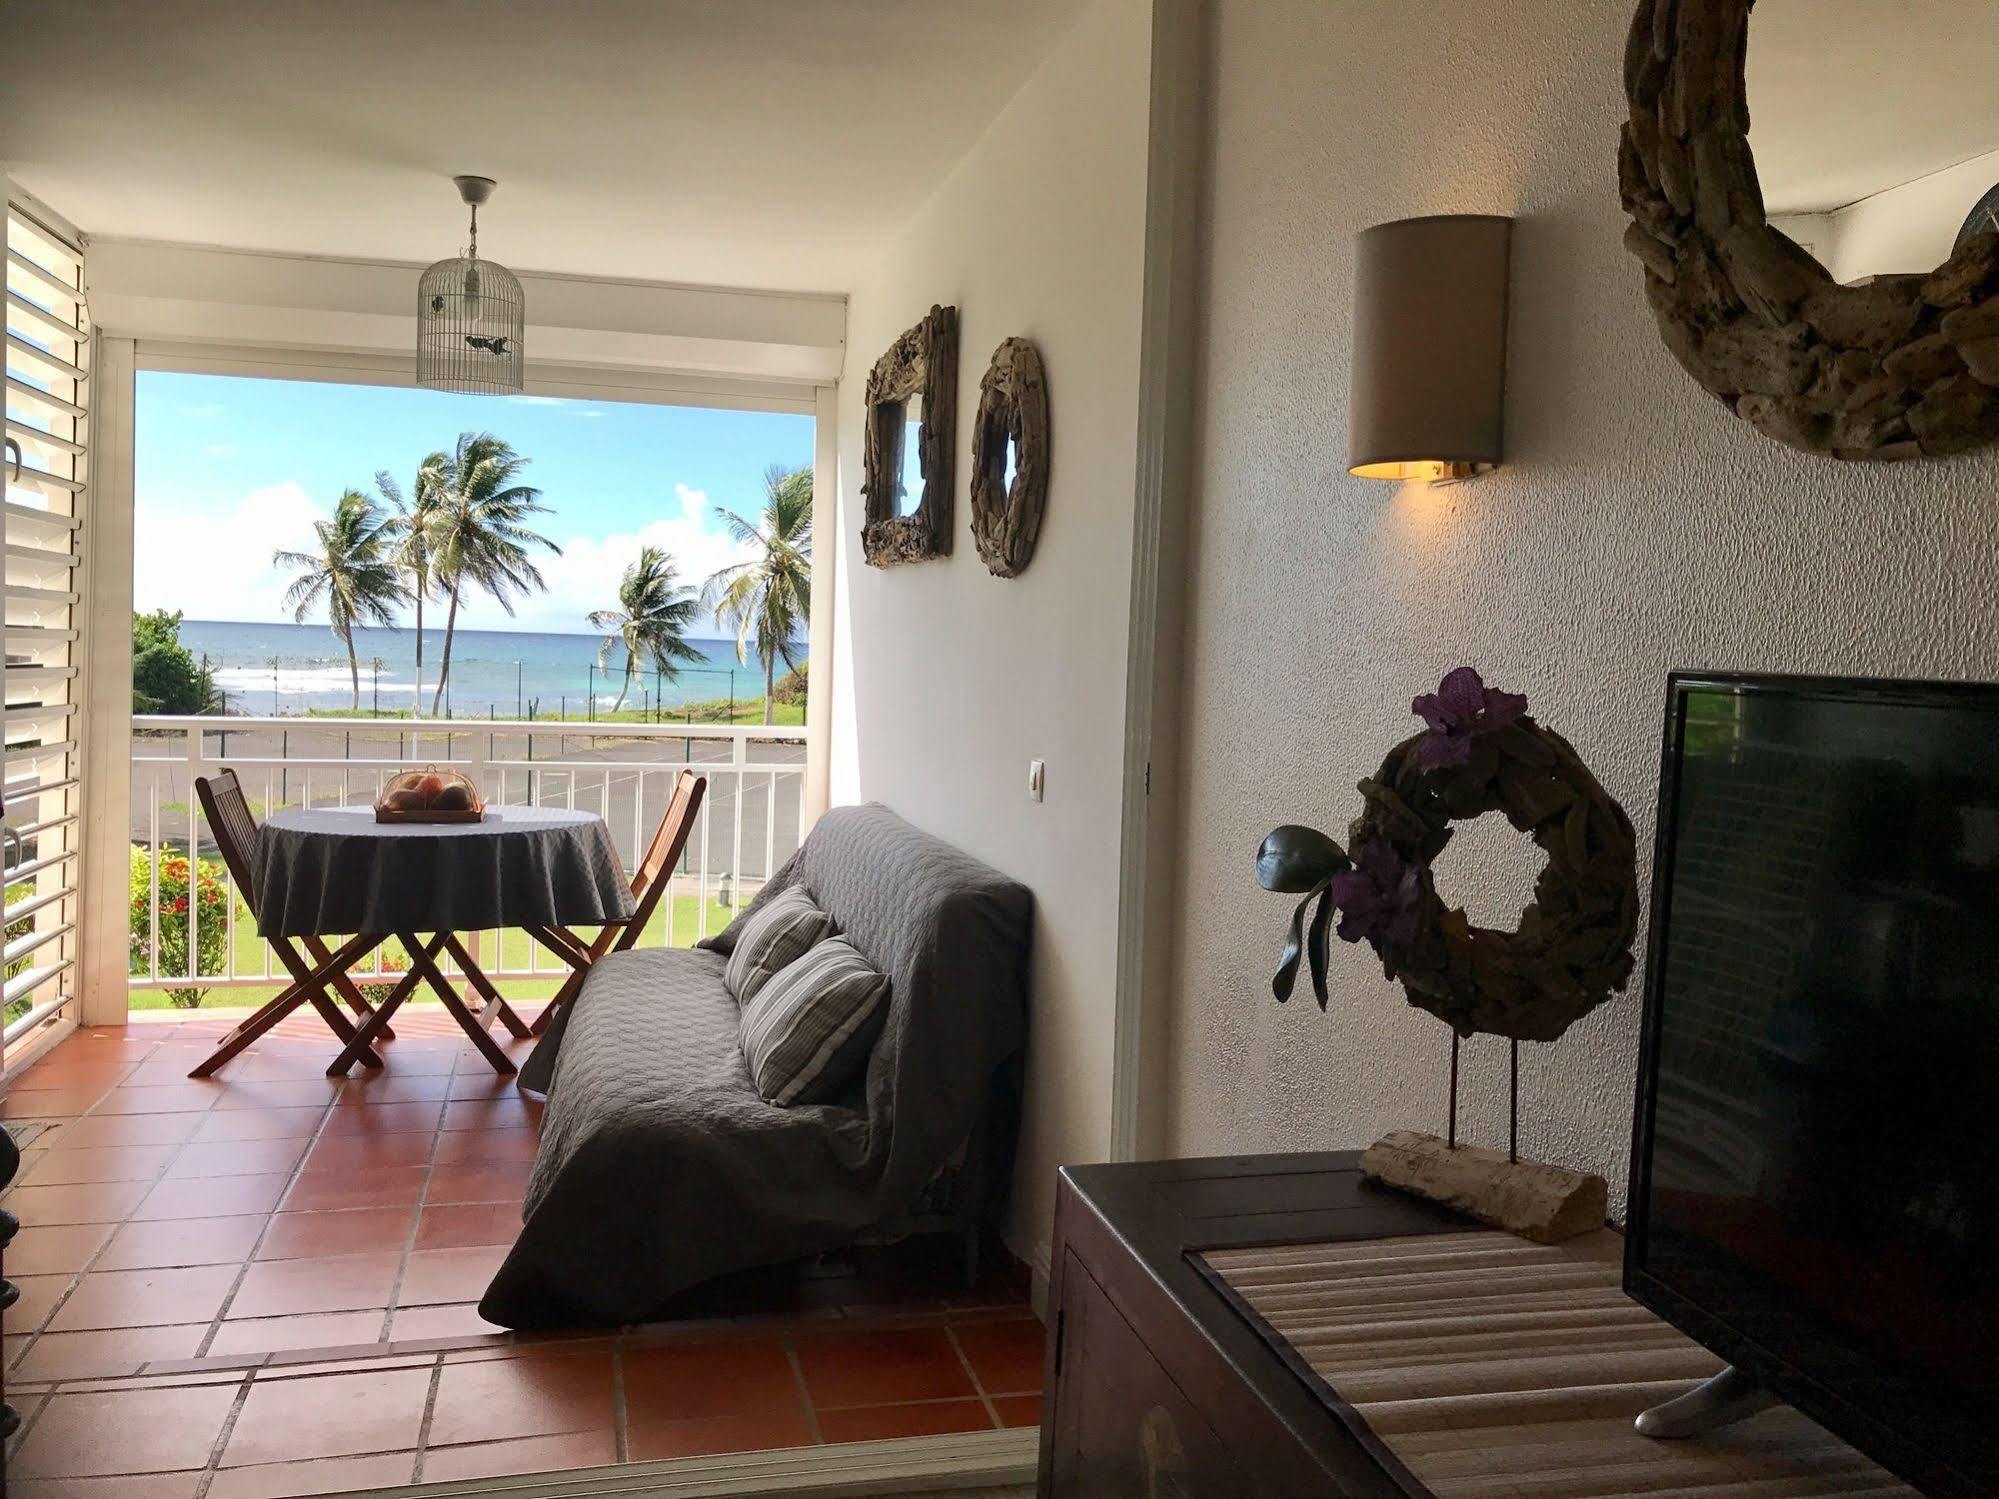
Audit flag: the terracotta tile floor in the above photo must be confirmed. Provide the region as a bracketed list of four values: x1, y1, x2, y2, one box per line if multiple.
[1, 1016, 1043, 1493]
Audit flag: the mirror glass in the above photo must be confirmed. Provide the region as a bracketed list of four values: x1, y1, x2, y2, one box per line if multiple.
[1001, 433, 1019, 501]
[895, 394, 924, 516]
[1751, 1, 1999, 284]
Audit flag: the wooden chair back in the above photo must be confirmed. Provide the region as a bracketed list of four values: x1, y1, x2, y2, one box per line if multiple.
[614, 770, 706, 953]
[195, 769, 263, 916]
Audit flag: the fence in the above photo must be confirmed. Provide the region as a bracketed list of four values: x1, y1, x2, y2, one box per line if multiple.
[128, 715, 808, 996]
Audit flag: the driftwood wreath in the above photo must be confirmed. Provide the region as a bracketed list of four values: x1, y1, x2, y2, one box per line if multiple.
[1619, 0, 1999, 460]
[969, 336, 1050, 579]
[1256, 669, 1640, 1043]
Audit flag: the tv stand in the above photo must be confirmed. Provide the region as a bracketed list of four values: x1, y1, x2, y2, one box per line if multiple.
[1636, 1365, 1780, 1438]
[1038, 1153, 1919, 1497]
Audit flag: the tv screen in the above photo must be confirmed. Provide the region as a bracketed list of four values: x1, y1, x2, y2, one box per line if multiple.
[1626, 673, 1999, 1496]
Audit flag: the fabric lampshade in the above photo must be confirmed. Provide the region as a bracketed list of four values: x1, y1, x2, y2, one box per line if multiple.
[1348, 215, 1513, 481]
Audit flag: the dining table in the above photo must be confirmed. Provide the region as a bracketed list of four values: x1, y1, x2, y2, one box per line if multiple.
[254, 803, 637, 1077]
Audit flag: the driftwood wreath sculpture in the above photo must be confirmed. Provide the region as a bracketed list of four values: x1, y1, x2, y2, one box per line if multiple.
[1256, 669, 1640, 1043]
[1619, 0, 1999, 460]
[970, 336, 1049, 579]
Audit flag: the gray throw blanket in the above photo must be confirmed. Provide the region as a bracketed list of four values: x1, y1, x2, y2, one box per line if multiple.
[479, 804, 1033, 1328]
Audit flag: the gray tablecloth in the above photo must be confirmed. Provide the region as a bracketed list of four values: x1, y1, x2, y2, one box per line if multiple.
[254, 804, 635, 938]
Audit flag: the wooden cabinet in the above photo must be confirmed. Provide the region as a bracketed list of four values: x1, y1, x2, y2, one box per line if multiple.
[1043, 1247, 1250, 1498]
[1037, 1151, 1475, 1499]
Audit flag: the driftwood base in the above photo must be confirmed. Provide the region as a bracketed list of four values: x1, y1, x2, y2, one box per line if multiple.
[1359, 1129, 1607, 1244]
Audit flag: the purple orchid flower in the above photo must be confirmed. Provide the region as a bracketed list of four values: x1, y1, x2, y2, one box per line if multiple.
[1325, 838, 1425, 946]
[1411, 666, 1528, 771]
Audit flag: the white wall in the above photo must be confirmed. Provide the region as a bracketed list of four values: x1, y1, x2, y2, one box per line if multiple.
[829, 0, 1153, 1263]
[1163, 0, 1999, 1209]
[1796, 146, 1999, 284]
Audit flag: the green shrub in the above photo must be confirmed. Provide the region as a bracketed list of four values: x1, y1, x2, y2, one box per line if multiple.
[129, 846, 230, 1007]
[772, 661, 808, 706]
[356, 951, 410, 1005]
[132, 609, 222, 715]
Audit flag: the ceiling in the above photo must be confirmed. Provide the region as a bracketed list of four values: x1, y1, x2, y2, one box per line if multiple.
[1747, 0, 1999, 214]
[1, 0, 1087, 294]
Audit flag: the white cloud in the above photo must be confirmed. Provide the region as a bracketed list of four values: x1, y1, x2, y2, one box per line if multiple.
[134, 481, 325, 624]
[480, 483, 754, 635]
[136, 479, 759, 640]
[503, 396, 608, 418]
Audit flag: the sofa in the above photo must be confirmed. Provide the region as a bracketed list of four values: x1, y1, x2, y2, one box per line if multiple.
[478, 802, 1034, 1330]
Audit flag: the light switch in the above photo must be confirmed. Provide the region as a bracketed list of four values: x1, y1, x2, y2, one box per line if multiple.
[1027, 759, 1045, 802]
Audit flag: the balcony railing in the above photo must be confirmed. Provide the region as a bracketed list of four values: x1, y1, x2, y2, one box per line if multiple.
[128, 715, 807, 999]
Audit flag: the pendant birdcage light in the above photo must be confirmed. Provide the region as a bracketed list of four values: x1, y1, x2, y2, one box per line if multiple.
[417, 175, 525, 394]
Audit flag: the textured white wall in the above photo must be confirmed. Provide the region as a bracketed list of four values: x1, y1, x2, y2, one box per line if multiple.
[1164, 0, 1999, 1210]
[829, 0, 1152, 1260]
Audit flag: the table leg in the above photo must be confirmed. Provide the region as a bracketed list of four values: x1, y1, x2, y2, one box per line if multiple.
[406, 933, 517, 1076]
[324, 933, 442, 1077]
[304, 934, 397, 1042]
[193, 933, 386, 1079]
[441, 933, 533, 1040]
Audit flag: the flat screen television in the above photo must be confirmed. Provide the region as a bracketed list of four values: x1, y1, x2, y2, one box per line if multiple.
[1625, 672, 1998, 1497]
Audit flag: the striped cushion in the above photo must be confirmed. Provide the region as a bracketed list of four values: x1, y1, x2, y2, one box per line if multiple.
[737, 937, 890, 1106]
[722, 886, 834, 1005]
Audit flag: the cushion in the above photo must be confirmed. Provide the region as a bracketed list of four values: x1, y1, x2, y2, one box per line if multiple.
[738, 937, 890, 1106]
[722, 885, 833, 1005]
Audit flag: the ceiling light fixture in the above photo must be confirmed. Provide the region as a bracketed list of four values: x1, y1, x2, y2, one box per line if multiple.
[417, 175, 525, 394]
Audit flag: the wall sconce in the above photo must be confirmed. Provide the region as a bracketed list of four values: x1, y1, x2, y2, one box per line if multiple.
[1348, 215, 1513, 482]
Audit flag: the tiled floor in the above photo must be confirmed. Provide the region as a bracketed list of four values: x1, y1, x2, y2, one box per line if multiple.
[0, 1015, 1043, 1494]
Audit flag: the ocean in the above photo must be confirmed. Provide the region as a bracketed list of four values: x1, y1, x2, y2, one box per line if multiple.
[175, 618, 788, 719]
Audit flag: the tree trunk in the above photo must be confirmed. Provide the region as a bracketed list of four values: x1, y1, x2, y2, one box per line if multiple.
[430, 587, 461, 716]
[345, 625, 361, 711]
[612, 657, 634, 713]
[412, 584, 425, 718]
[763, 655, 775, 725]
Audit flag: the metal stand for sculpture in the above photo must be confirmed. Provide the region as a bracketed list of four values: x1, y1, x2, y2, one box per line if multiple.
[1257, 669, 1635, 1244]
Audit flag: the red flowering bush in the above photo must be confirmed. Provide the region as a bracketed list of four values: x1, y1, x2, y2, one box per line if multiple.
[129, 847, 231, 1007]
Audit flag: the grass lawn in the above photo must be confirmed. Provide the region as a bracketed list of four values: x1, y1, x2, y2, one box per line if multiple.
[128, 888, 743, 1011]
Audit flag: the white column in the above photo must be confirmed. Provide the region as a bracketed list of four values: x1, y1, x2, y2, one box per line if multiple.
[77, 337, 136, 1026]
[803, 382, 838, 827]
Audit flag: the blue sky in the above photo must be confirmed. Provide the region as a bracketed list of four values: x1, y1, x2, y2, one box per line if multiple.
[134, 371, 813, 635]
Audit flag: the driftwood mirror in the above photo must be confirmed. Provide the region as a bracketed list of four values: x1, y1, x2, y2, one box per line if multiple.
[1620, 0, 1999, 460]
[862, 304, 958, 567]
[970, 337, 1049, 578]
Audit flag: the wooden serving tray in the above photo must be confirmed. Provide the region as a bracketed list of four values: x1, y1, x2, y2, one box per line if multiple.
[372, 807, 485, 824]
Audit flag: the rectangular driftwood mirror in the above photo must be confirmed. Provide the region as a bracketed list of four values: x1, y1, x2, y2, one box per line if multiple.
[862, 304, 957, 566]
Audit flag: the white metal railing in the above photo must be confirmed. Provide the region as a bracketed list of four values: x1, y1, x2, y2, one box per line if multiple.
[128, 715, 808, 994]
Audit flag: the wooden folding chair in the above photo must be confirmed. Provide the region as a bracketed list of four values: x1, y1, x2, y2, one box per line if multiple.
[185, 770, 396, 1079]
[522, 769, 706, 1035]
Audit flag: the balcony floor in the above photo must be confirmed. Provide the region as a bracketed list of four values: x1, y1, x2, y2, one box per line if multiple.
[0, 1016, 1040, 1494]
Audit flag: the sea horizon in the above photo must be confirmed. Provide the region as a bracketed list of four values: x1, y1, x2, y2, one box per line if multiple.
[168, 617, 802, 718]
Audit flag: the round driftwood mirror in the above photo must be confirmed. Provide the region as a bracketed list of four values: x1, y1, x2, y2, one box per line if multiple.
[969, 337, 1049, 579]
[1620, 0, 1999, 460]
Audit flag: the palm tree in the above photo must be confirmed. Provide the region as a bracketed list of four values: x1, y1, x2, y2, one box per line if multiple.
[376, 453, 449, 715]
[425, 433, 561, 715]
[273, 489, 406, 710]
[588, 546, 706, 713]
[703, 464, 812, 724]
